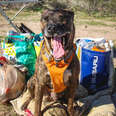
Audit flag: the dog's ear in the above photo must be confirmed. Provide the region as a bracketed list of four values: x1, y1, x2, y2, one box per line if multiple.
[41, 10, 49, 21]
[64, 10, 74, 22]
[67, 11, 74, 20]
[41, 9, 53, 21]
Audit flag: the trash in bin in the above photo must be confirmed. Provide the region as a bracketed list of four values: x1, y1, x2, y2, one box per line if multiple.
[76, 38, 113, 94]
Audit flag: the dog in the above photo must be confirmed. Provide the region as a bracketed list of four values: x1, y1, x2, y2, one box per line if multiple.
[22, 9, 80, 116]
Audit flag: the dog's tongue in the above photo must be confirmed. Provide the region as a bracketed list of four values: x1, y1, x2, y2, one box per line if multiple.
[52, 37, 65, 59]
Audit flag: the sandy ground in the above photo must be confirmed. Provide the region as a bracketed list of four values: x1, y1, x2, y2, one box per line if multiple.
[0, 21, 116, 41]
[75, 25, 116, 40]
[0, 12, 116, 40]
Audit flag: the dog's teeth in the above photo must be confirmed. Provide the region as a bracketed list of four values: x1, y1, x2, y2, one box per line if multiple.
[63, 37, 65, 46]
[51, 38, 53, 49]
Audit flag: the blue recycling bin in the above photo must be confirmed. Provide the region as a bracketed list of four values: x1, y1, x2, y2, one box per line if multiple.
[79, 48, 111, 94]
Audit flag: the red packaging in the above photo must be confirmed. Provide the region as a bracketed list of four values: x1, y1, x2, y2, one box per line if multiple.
[0, 56, 7, 64]
[25, 109, 33, 116]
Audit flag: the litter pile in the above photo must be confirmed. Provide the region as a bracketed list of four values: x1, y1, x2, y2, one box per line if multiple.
[75, 38, 114, 94]
[0, 30, 43, 104]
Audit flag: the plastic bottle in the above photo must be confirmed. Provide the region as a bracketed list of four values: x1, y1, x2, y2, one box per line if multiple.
[104, 40, 110, 51]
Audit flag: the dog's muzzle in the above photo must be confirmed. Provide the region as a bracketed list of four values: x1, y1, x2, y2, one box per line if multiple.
[43, 23, 71, 61]
[47, 24, 56, 34]
[46, 23, 66, 36]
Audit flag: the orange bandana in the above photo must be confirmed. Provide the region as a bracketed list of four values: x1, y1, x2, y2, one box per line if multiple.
[41, 41, 74, 93]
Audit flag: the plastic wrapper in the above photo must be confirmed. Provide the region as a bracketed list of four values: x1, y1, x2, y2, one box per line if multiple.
[0, 64, 25, 103]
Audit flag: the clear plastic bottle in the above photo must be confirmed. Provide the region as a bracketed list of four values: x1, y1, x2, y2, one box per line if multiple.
[104, 40, 111, 51]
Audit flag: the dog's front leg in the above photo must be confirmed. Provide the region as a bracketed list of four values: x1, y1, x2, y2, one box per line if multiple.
[34, 78, 44, 116]
[67, 88, 75, 116]
[67, 77, 78, 116]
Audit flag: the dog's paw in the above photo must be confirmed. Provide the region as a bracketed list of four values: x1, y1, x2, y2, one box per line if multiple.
[67, 107, 75, 116]
[73, 104, 83, 116]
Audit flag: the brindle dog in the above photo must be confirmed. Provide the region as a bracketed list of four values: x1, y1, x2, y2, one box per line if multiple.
[22, 9, 80, 116]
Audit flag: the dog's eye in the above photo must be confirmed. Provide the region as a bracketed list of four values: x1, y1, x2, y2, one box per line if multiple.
[59, 15, 64, 20]
[44, 16, 49, 21]
[60, 17, 67, 24]
[63, 21, 67, 24]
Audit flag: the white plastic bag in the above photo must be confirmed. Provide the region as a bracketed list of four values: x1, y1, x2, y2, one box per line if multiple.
[0, 64, 25, 103]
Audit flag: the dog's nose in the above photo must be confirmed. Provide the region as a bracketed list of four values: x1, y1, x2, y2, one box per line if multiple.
[47, 24, 56, 33]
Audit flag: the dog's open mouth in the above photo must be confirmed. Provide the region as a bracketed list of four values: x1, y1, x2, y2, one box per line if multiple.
[47, 33, 69, 60]
[52, 36, 65, 60]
